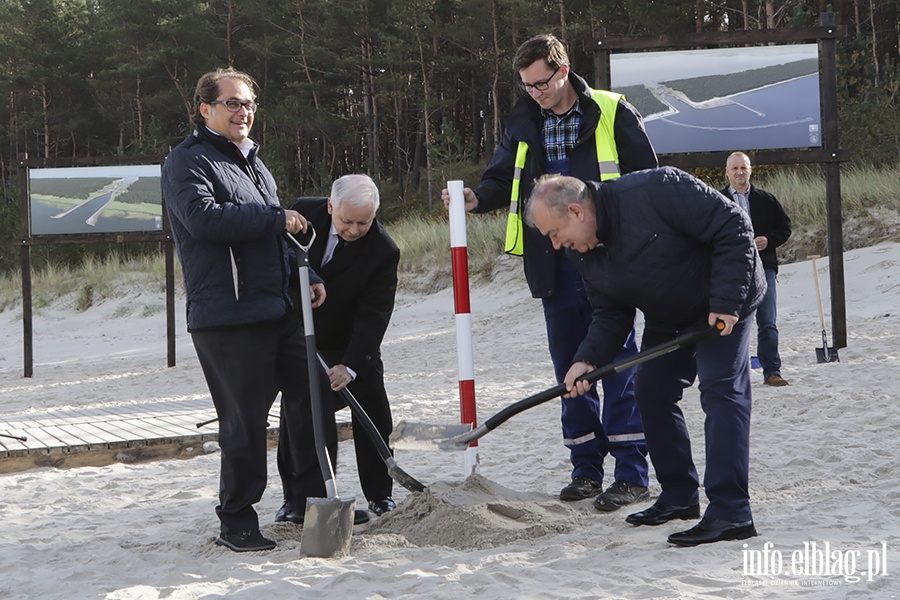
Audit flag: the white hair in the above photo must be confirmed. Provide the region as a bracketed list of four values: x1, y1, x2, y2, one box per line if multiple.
[330, 174, 380, 211]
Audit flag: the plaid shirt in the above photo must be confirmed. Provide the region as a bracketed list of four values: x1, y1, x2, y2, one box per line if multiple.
[542, 99, 582, 163]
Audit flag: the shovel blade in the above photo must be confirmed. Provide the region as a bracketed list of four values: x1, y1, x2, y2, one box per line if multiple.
[815, 346, 840, 363]
[389, 420, 473, 451]
[299, 496, 355, 558]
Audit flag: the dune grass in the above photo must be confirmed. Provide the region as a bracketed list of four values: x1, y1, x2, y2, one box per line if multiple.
[1, 164, 897, 311]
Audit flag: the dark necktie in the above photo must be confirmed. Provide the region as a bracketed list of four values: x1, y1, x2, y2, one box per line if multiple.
[331, 237, 347, 261]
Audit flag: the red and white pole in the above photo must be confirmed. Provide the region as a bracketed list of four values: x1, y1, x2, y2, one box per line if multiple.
[447, 180, 479, 476]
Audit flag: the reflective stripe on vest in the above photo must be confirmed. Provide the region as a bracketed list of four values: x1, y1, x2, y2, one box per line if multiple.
[503, 141, 530, 255]
[504, 89, 624, 256]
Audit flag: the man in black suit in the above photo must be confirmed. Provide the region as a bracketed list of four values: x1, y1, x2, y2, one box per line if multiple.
[277, 174, 400, 523]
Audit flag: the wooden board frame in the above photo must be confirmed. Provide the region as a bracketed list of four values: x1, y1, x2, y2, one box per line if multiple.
[15, 155, 176, 377]
[592, 12, 848, 348]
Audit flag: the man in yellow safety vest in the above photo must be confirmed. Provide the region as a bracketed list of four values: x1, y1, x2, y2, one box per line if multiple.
[442, 34, 658, 511]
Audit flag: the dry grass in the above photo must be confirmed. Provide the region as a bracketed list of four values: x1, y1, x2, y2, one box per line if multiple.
[1, 164, 897, 310]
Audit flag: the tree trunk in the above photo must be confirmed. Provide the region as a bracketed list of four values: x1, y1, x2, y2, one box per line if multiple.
[361, 37, 378, 178]
[869, 0, 880, 85]
[491, 0, 502, 151]
[40, 83, 50, 159]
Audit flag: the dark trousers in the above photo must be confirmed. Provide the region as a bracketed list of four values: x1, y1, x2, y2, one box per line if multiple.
[634, 316, 754, 522]
[192, 315, 332, 534]
[542, 253, 648, 486]
[321, 348, 393, 502]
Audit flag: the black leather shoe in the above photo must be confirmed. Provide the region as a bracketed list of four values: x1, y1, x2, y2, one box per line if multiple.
[277, 500, 371, 526]
[668, 517, 757, 546]
[275, 501, 304, 524]
[216, 529, 276, 552]
[625, 501, 701, 526]
[368, 497, 397, 517]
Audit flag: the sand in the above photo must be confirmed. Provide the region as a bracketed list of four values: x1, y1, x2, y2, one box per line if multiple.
[1, 243, 898, 599]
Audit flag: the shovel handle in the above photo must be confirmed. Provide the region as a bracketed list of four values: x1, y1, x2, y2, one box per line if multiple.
[444, 321, 725, 448]
[317, 354, 427, 493]
[283, 226, 317, 253]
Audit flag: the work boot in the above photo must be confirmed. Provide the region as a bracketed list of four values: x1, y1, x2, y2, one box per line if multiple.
[593, 480, 650, 512]
[764, 374, 789, 386]
[559, 475, 602, 501]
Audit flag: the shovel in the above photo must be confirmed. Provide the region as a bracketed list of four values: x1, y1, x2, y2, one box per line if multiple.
[316, 353, 426, 493]
[285, 229, 355, 558]
[391, 320, 725, 451]
[808, 255, 839, 363]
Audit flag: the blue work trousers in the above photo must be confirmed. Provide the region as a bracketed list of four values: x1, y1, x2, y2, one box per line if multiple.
[634, 315, 754, 522]
[541, 254, 648, 487]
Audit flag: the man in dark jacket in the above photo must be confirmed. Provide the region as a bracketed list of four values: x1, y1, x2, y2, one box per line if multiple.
[526, 169, 766, 546]
[721, 152, 793, 386]
[279, 174, 400, 523]
[442, 33, 657, 511]
[162, 67, 330, 552]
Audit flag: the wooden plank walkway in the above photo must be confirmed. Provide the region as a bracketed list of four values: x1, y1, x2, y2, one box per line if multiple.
[0, 398, 352, 474]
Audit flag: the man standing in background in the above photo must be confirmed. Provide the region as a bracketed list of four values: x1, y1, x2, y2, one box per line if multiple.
[442, 33, 657, 511]
[721, 152, 793, 387]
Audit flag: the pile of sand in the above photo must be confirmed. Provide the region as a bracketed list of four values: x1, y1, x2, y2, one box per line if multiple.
[362, 474, 585, 551]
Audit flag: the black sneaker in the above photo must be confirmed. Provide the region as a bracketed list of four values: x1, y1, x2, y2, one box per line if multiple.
[593, 480, 650, 512]
[559, 476, 603, 501]
[215, 529, 277, 552]
[368, 497, 397, 517]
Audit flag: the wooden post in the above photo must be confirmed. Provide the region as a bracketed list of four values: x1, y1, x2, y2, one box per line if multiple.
[819, 12, 847, 349]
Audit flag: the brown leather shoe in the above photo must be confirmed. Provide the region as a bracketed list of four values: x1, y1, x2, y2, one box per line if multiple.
[764, 374, 789, 386]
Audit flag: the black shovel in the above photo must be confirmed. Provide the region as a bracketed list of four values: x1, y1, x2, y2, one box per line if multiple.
[391, 320, 725, 451]
[809, 255, 839, 363]
[284, 229, 355, 558]
[316, 353, 426, 493]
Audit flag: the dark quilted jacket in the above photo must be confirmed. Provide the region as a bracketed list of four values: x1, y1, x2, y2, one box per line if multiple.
[162, 127, 300, 331]
[569, 167, 767, 368]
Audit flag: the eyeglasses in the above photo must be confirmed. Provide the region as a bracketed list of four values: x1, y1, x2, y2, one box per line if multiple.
[209, 99, 259, 114]
[520, 67, 560, 93]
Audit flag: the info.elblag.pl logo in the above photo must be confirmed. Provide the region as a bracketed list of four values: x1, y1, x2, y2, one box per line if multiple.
[741, 541, 890, 586]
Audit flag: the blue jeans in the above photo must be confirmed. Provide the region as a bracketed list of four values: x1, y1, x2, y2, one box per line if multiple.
[757, 268, 781, 379]
[541, 253, 648, 487]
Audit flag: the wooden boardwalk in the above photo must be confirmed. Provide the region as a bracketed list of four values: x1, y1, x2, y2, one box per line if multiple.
[0, 398, 352, 474]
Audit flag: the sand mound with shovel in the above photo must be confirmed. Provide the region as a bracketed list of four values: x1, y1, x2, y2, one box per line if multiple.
[362, 474, 586, 551]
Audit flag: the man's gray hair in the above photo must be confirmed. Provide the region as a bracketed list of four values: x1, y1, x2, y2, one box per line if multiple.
[525, 174, 590, 227]
[330, 174, 380, 211]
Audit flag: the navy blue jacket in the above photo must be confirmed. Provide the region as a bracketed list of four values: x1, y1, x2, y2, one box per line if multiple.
[162, 127, 318, 331]
[472, 71, 658, 298]
[720, 184, 792, 273]
[568, 167, 766, 369]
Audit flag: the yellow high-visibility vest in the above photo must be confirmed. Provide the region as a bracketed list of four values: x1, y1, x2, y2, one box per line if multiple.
[504, 89, 623, 256]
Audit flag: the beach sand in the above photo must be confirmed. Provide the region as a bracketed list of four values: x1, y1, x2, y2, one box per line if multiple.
[1, 243, 898, 599]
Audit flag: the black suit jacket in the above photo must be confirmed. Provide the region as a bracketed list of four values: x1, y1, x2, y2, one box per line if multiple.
[720, 184, 792, 273]
[290, 197, 400, 375]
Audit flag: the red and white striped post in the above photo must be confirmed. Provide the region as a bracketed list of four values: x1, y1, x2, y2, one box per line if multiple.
[447, 180, 479, 477]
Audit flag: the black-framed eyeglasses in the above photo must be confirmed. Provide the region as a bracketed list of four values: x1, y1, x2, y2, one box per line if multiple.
[209, 99, 259, 114]
[520, 67, 560, 93]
